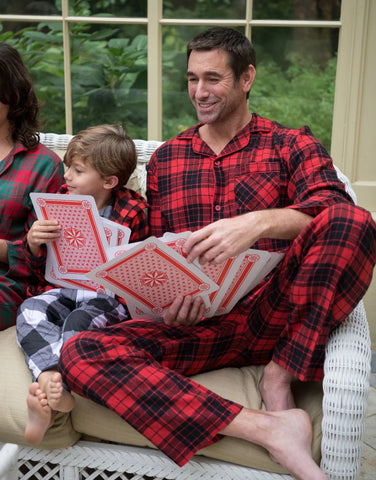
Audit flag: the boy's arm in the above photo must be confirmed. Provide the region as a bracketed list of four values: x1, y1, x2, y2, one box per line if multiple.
[113, 190, 150, 243]
[128, 208, 149, 242]
[21, 220, 62, 287]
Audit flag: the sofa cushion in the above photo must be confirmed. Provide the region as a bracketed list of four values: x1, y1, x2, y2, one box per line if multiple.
[72, 365, 323, 473]
[0, 326, 80, 449]
[0, 325, 322, 473]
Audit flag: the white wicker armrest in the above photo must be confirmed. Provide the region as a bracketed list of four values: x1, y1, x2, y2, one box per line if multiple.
[0, 444, 19, 480]
[321, 301, 371, 480]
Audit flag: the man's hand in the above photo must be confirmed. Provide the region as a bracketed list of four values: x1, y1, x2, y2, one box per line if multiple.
[183, 214, 260, 265]
[27, 220, 62, 257]
[183, 209, 313, 265]
[163, 295, 206, 326]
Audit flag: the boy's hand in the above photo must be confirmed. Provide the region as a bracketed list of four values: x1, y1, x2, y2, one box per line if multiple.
[27, 220, 62, 257]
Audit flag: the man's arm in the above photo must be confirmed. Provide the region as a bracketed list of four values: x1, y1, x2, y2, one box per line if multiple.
[0, 239, 8, 264]
[163, 208, 313, 326]
[183, 208, 313, 265]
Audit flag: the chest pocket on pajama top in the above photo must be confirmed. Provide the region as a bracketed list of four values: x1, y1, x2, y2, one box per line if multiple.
[234, 162, 283, 213]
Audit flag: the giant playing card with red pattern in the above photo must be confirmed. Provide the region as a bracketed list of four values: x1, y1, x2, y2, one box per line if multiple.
[209, 249, 284, 316]
[45, 254, 114, 295]
[30, 193, 109, 279]
[86, 236, 218, 317]
[161, 232, 284, 318]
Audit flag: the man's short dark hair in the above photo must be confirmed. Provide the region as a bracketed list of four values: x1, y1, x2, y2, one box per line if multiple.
[187, 27, 256, 82]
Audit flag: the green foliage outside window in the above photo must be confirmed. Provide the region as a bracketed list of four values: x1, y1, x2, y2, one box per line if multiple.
[0, 0, 338, 151]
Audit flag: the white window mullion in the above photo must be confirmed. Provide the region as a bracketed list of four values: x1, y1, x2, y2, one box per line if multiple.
[147, 0, 162, 141]
[62, 0, 72, 134]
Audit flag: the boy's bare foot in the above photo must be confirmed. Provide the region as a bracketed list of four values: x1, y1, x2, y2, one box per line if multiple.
[25, 382, 53, 445]
[46, 371, 75, 412]
[37, 370, 75, 412]
[259, 360, 295, 411]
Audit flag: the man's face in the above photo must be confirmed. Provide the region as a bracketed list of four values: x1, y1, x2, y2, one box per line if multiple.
[187, 49, 247, 126]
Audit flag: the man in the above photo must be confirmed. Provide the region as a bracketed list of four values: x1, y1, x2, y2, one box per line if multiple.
[59, 28, 376, 480]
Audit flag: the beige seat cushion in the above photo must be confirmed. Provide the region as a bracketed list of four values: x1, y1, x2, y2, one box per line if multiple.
[0, 326, 322, 473]
[0, 326, 80, 449]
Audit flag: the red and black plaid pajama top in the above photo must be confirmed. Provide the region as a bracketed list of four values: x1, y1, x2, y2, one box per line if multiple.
[0, 142, 64, 330]
[60, 114, 376, 466]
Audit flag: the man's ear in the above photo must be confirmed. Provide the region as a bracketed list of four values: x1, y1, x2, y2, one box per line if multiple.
[103, 175, 119, 190]
[241, 64, 256, 93]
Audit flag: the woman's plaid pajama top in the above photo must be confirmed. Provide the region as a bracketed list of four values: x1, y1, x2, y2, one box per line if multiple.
[60, 114, 376, 467]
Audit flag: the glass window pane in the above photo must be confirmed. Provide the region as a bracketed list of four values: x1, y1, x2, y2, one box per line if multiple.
[69, 0, 147, 17]
[0, 21, 66, 133]
[162, 25, 200, 140]
[70, 23, 147, 139]
[0, 0, 61, 16]
[163, 0, 246, 20]
[253, 0, 340, 21]
[251, 26, 339, 151]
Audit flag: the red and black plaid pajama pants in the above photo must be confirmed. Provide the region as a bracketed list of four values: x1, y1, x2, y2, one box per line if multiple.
[60, 203, 376, 466]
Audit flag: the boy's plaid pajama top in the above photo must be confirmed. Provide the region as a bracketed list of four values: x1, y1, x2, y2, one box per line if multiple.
[60, 114, 376, 466]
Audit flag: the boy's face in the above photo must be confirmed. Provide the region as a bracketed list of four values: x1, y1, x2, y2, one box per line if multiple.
[64, 156, 108, 203]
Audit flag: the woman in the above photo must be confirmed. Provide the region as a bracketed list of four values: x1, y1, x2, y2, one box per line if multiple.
[0, 43, 65, 330]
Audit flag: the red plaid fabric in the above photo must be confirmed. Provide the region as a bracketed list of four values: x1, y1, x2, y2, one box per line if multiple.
[0, 142, 64, 330]
[60, 115, 376, 466]
[148, 114, 355, 249]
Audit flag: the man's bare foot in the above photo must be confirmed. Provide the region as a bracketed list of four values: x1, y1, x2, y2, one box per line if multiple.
[222, 408, 328, 480]
[46, 372, 75, 412]
[260, 409, 327, 480]
[259, 360, 295, 411]
[25, 382, 53, 445]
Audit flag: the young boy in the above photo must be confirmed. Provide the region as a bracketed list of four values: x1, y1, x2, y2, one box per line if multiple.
[16, 124, 149, 445]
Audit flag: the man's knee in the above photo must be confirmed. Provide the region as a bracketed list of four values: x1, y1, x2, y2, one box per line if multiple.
[315, 203, 375, 247]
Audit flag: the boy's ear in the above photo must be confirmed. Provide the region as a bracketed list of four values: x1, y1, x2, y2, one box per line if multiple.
[104, 175, 119, 190]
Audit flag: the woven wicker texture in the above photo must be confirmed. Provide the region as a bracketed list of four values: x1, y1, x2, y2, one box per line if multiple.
[0, 134, 370, 480]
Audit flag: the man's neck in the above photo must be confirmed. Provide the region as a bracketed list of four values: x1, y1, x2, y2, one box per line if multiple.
[199, 111, 252, 155]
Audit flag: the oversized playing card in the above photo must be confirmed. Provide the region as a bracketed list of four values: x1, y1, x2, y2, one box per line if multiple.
[101, 218, 131, 247]
[161, 232, 198, 263]
[199, 254, 247, 316]
[45, 254, 114, 295]
[30, 193, 109, 279]
[86, 237, 218, 317]
[161, 232, 250, 316]
[209, 250, 284, 316]
[116, 223, 132, 246]
[101, 218, 118, 247]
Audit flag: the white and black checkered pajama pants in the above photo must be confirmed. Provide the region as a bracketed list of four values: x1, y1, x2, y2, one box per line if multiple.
[16, 288, 129, 381]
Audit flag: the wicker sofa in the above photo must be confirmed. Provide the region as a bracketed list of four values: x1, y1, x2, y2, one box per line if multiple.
[0, 134, 372, 480]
